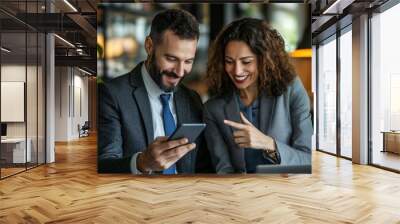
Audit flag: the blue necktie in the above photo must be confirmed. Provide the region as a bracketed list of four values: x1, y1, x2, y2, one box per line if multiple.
[160, 94, 177, 174]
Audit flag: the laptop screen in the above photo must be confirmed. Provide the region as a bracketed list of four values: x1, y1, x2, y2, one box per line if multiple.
[1, 123, 7, 137]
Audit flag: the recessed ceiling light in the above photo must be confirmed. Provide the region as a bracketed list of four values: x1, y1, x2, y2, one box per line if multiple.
[1, 47, 11, 53]
[78, 67, 92, 76]
[322, 0, 354, 15]
[54, 34, 75, 48]
[63, 0, 78, 12]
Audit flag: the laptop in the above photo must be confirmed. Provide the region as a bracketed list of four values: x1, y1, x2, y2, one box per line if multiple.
[1, 123, 7, 140]
[256, 164, 311, 174]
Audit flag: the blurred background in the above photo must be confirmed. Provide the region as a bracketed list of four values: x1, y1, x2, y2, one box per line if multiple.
[97, 3, 312, 101]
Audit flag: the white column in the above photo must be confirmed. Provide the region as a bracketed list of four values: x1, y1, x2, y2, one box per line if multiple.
[46, 33, 55, 163]
[352, 14, 369, 164]
[46, 1, 55, 163]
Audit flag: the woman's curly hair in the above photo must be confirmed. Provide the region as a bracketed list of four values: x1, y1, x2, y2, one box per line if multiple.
[206, 18, 296, 96]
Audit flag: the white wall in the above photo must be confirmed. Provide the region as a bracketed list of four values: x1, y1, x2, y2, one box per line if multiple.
[55, 66, 70, 141]
[54, 67, 89, 141]
[1, 65, 26, 131]
[1, 65, 26, 81]
[1, 65, 39, 138]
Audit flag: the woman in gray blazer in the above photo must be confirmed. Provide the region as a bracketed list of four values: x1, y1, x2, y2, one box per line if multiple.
[204, 18, 312, 174]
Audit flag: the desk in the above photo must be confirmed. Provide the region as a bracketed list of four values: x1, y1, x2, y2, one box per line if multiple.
[381, 131, 400, 154]
[1, 138, 31, 163]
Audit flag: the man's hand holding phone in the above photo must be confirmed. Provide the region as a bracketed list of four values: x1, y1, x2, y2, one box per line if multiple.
[137, 136, 196, 173]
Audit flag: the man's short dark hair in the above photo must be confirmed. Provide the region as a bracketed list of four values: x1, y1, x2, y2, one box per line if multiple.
[149, 9, 199, 45]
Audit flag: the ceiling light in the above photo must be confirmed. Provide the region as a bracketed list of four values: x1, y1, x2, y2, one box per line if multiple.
[1, 47, 11, 53]
[78, 67, 92, 76]
[54, 34, 75, 48]
[322, 0, 354, 15]
[323, 0, 342, 14]
[76, 48, 85, 55]
[63, 0, 78, 12]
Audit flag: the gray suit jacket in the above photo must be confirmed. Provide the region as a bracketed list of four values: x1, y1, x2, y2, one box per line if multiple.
[204, 77, 312, 174]
[98, 62, 213, 173]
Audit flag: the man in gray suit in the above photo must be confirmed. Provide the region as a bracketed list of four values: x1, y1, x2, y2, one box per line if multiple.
[98, 9, 213, 174]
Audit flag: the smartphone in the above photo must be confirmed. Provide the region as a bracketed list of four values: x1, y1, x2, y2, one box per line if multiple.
[168, 123, 206, 143]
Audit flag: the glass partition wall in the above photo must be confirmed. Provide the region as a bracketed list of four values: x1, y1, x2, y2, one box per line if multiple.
[0, 1, 46, 179]
[339, 27, 352, 159]
[370, 2, 400, 171]
[316, 26, 353, 159]
[317, 35, 337, 155]
[1, 30, 28, 177]
[316, 0, 400, 172]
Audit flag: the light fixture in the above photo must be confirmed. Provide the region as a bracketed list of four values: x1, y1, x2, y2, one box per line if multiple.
[322, 0, 354, 15]
[78, 67, 92, 76]
[54, 34, 75, 48]
[63, 0, 78, 12]
[76, 48, 86, 55]
[289, 49, 312, 58]
[1, 47, 11, 53]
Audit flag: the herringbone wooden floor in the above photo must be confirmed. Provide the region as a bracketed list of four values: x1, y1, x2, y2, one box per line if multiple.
[1, 134, 400, 223]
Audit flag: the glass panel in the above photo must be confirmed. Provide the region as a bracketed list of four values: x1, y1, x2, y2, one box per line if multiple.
[0, 0, 46, 178]
[0, 3, 28, 177]
[74, 84, 81, 138]
[26, 0, 39, 169]
[317, 37, 337, 154]
[371, 3, 400, 171]
[38, 32, 45, 165]
[339, 29, 352, 158]
[27, 31, 38, 169]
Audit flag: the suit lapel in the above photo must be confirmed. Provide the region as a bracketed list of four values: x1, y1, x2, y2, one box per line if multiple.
[174, 88, 192, 173]
[130, 63, 154, 145]
[224, 92, 245, 172]
[174, 88, 191, 126]
[259, 92, 278, 164]
[259, 92, 275, 134]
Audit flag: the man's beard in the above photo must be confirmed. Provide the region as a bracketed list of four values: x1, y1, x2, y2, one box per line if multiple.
[147, 55, 185, 92]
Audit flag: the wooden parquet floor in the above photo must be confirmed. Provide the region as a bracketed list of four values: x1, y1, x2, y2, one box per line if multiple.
[1, 134, 400, 223]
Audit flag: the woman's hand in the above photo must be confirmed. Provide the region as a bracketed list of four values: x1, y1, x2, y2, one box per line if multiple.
[224, 112, 276, 152]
